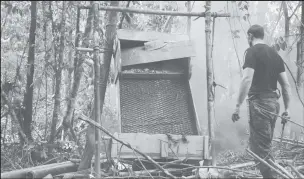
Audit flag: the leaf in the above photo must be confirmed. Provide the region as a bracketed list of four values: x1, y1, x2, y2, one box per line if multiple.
[244, 5, 248, 10]
[238, 2, 242, 7]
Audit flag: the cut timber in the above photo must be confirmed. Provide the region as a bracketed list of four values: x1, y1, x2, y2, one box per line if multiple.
[1, 161, 71, 179]
[26, 161, 78, 179]
[117, 29, 189, 43]
[111, 133, 208, 160]
[121, 40, 195, 66]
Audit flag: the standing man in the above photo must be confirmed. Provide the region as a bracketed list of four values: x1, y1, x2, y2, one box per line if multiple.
[231, 24, 292, 178]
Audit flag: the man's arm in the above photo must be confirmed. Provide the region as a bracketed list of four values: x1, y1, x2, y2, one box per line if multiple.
[278, 72, 292, 113]
[236, 68, 255, 107]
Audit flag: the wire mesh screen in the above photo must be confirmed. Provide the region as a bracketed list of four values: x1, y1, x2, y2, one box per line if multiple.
[120, 77, 198, 135]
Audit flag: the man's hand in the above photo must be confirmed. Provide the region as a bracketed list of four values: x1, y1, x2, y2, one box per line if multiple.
[232, 105, 240, 122]
[281, 111, 290, 125]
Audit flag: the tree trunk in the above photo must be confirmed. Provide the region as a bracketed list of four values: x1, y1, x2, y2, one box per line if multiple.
[205, 1, 216, 166]
[22, 1, 37, 142]
[49, 1, 66, 143]
[59, 2, 94, 141]
[78, 1, 120, 171]
[1, 90, 27, 143]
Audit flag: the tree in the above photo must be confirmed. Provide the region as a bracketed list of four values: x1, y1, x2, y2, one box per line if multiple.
[78, 1, 120, 171]
[49, 1, 66, 144]
[22, 1, 37, 142]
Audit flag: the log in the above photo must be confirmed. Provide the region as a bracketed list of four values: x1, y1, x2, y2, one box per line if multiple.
[246, 149, 290, 179]
[1, 161, 70, 179]
[54, 169, 91, 178]
[26, 161, 78, 179]
[272, 139, 304, 147]
[229, 161, 256, 169]
[276, 137, 304, 145]
[288, 164, 304, 178]
[78, 115, 177, 178]
[267, 159, 294, 179]
[78, 5, 231, 17]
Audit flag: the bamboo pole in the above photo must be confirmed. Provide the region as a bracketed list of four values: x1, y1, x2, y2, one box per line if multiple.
[267, 159, 294, 179]
[92, 2, 101, 178]
[205, 1, 216, 166]
[78, 5, 230, 17]
[246, 149, 290, 179]
[187, 1, 191, 38]
[301, 0, 304, 128]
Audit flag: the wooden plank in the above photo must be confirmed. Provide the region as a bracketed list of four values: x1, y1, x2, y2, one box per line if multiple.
[188, 81, 201, 135]
[121, 40, 196, 66]
[117, 29, 189, 42]
[110, 133, 206, 160]
[116, 80, 121, 133]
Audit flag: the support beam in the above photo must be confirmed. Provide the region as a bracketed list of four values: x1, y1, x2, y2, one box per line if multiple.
[79, 5, 230, 18]
[92, 2, 101, 178]
[205, 1, 216, 166]
[301, 0, 304, 128]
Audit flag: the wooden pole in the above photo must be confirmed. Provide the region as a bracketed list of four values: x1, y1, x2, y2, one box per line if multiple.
[205, 1, 216, 166]
[301, 0, 304, 128]
[187, 1, 191, 37]
[79, 5, 230, 17]
[92, 2, 101, 177]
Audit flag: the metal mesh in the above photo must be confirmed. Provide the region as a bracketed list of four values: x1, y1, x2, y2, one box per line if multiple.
[120, 78, 197, 135]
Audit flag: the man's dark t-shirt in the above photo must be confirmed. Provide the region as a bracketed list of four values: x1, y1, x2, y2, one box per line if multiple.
[243, 44, 285, 96]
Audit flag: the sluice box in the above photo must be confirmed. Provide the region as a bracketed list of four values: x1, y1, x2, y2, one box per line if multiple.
[109, 29, 210, 161]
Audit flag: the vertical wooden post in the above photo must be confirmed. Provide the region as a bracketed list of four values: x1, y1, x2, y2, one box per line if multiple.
[92, 2, 101, 177]
[187, 1, 191, 38]
[301, 1, 304, 127]
[205, 1, 216, 166]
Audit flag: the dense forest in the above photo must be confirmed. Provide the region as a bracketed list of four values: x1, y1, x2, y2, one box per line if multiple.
[1, 1, 303, 174]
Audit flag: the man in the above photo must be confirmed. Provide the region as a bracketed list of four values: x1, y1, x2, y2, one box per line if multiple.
[231, 24, 292, 178]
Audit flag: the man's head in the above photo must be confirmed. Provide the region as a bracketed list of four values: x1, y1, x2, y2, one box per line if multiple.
[247, 24, 264, 47]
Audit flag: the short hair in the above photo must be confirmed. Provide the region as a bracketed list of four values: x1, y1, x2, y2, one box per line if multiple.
[247, 24, 264, 39]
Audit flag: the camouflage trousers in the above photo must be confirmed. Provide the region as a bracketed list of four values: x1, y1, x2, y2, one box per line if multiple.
[247, 95, 280, 179]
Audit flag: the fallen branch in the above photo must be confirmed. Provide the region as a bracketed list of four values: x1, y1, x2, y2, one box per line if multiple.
[246, 148, 290, 179]
[132, 149, 154, 178]
[288, 163, 304, 178]
[229, 161, 256, 169]
[78, 114, 177, 179]
[273, 139, 304, 147]
[276, 137, 304, 145]
[171, 166, 260, 176]
[267, 159, 294, 179]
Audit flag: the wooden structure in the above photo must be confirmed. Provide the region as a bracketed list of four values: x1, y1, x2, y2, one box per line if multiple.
[107, 29, 210, 161]
[76, 2, 229, 176]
